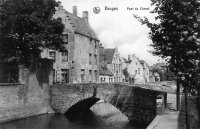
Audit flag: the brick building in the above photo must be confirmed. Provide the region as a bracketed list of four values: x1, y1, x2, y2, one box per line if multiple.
[125, 54, 145, 84]
[42, 5, 99, 83]
[99, 46, 123, 82]
[140, 60, 150, 83]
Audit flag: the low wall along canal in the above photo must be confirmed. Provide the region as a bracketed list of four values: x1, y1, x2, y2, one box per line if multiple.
[0, 72, 52, 123]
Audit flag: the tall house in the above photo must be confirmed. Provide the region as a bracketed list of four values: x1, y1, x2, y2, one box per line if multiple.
[99, 46, 123, 82]
[42, 5, 99, 83]
[126, 54, 145, 84]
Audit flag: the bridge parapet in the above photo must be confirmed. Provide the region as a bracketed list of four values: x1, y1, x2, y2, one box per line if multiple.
[50, 83, 167, 125]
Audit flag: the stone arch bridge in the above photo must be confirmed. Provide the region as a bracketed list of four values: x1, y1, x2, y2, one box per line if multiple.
[50, 83, 167, 125]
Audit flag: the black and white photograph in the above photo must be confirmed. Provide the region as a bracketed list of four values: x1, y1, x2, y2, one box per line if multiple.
[0, 0, 200, 129]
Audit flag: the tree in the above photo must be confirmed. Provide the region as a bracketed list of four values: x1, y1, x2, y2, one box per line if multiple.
[0, 0, 65, 82]
[122, 67, 129, 82]
[0, 0, 65, 66]
[134, 0, 200, 128]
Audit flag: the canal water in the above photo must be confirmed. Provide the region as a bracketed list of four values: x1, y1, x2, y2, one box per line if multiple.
[0, 102, 146, 129]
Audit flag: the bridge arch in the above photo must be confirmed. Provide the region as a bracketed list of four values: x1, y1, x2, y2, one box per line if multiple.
[62, 93, 93, 113]
[63, 93, 114, 113]
[51, 83, 167, 125]
[62, 93, 130, 120]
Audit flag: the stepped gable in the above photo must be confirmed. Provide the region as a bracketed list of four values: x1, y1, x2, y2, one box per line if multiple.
[65, 11, 99, 41]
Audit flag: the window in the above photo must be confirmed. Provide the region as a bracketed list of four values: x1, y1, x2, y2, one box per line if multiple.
[49, 51, 56, 61]
[95, 41, 98, 49]
[114, 64, 115, 73]
[116, 64, 118, 73]
[89, 54, 92, 65]
[61, 51, 68, 62]
[94, 55, 97, 65]
[61, 69, 69, 83]
[81, 69, 85, 82]
[90, 39, 92, 46]
[52, 69, 55, 83]
[101, 77, 103, 82]
[138, 68, 140, 74]
[71, 67, 74, 82]
[135, 70, 137, 74]
[63, 34, 68, 44]
[89, 70, 92, 82]
[94, 70, 98, 82]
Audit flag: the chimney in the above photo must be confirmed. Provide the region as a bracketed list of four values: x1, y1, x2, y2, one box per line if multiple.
[128, 54, 131, 61]
[82, 11, 88, 22]
[73, 6, 77, 16]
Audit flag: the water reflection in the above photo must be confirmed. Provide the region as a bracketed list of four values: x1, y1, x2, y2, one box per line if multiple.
[0, 102, 145, 129]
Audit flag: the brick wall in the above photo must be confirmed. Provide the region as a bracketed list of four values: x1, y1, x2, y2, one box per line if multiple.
[0, 72, 52, 123]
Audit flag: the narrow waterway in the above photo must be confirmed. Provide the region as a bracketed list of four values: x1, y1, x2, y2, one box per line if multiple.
[0, 102, 146, 129]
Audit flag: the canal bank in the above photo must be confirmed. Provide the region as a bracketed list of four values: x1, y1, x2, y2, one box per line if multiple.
[0, 71, 53, 123]
[147, 94, 199, 129]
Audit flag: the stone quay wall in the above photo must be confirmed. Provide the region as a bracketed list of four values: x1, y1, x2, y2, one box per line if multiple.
[0, 73, 52, 123]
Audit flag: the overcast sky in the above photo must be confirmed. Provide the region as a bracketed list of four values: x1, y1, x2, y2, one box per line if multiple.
[58, 0, 163, 66]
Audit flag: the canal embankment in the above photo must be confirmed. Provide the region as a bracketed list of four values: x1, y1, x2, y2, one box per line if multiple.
[0, 72, 53, 123]
[147, 94, 199, 129]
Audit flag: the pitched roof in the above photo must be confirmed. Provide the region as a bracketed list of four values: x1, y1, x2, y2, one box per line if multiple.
[140, 60, 150, 69]
[65, 11, 99, 40]
[99, 63, 113, 76]
[99, 48, 115, 64]
[123, 58, 131, 63]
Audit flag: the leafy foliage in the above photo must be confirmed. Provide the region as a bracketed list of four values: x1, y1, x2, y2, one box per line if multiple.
[0, 0, 65, 65]
[134, 0, 200, 88]
[152, 67, 175, 81]
[135, 1, 200, 123]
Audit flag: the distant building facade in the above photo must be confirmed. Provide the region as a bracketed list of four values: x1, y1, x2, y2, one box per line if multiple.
[126, 54, 145, 84]
[41, 5, 99, 83]
[99, 46, 123, 83]
[140, 60, 150, 83]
